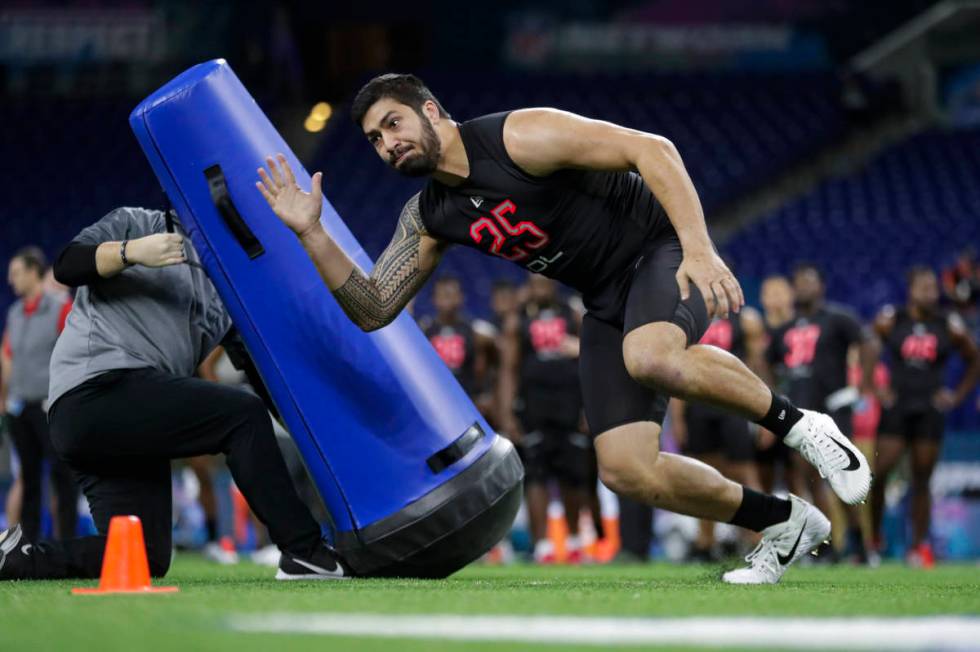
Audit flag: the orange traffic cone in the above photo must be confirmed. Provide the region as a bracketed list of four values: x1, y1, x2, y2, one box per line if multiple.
[72, 516, 178, 595]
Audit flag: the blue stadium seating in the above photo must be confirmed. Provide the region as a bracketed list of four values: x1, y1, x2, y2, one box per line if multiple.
[725, 128, 980, 318]
[0, 98, 160, 310]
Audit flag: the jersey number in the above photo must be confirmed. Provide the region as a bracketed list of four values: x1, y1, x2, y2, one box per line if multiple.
[901, 333, 938, 362]
[783, 325, 820, 368]
[529, 317, 568, 354]
[430, 334, 466, 370]
[469, 200, 550, 263]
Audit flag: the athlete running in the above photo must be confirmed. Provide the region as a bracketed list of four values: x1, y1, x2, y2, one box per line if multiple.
[256, 73, 871, 583]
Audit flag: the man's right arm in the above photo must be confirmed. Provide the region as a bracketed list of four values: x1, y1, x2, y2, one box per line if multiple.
[257, 155, 447, 332]
[306, 194, 446, 331]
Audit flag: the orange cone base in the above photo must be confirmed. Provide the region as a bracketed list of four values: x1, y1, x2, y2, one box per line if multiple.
[71, 515, 179, 596]
[71, 585, 178, 595]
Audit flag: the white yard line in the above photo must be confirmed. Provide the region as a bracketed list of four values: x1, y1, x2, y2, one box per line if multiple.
[227, 613, 980, 649]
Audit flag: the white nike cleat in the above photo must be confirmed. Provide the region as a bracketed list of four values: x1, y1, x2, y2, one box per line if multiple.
[784, 409, 871, 505]
[723, 495, 830, 585]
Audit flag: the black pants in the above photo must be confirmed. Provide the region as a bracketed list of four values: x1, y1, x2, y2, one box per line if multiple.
[20, 368, 322, 580]
[8, 402, 79, 542]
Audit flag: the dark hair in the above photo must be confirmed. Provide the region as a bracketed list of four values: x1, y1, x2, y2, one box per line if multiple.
[792, 261, 823, 282]
[13, 246, 46, 277]
[907, 264, 935, 285]
[351, 73, 450, 127]
[491, 279, 516, 292]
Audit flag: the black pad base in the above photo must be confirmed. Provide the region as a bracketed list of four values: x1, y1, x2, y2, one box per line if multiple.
[336, 436, 523, 578]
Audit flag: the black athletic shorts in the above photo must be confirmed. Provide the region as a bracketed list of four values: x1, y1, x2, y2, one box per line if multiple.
[879, 405, 945, 441]
[519, 424, 594, 487]
[580, 232, 709, 435]
[684, 404, 754, 462]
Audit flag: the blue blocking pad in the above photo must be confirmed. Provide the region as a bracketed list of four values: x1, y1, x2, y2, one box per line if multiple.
[130, 59, 521, 577]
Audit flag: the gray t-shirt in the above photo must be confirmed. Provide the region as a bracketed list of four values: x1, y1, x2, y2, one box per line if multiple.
[48, 207, 232, 406]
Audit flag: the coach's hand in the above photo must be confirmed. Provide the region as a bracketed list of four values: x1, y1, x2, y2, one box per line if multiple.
[676, 249, 743, 319]
[128, 233, 186, 267]
[256, 154, 323, 238]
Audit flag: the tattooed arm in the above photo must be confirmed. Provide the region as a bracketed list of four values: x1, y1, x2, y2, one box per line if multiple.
[256, 155, 446, 331]
[325, 194, 446, 330]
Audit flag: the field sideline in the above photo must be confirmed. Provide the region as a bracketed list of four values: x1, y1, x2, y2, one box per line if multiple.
[1, 557, 978, 651]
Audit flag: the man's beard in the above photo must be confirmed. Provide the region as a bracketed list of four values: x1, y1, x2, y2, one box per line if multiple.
[393, 114, 441, 177]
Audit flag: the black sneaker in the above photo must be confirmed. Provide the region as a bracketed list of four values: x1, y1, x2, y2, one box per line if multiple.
[0, 525, 27, 580]
[276, 541, 348, 581]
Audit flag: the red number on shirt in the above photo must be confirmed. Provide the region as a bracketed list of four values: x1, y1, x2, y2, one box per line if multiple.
[699, 319, 733, 351]
[529, 317, 568, 353]
[430, 334, 466, 370]
[901, 333, 938, 362]
[783, 324, 821, 368]
[469, 200, 549, 262]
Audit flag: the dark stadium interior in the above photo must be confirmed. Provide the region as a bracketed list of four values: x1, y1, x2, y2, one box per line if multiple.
[2, 1, 980, 646]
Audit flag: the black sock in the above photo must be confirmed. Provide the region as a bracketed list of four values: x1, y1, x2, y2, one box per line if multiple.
[755, 392, 804, 438]
[728, 487, 793, 532]
[206, 518, 218, 543]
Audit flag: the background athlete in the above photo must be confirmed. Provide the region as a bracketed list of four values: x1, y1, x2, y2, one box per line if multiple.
[498, 274, 591, 564]
[256, 73, 872, 584]
[871, 266, 980, 567]
[767, 263, 877, 563]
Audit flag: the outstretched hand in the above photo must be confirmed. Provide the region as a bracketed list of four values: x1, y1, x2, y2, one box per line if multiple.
[256, 154, 324, 238]
[676, 249, 744, 319]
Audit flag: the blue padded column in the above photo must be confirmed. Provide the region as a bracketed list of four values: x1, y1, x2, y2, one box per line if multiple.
[130, 59, 521, 577]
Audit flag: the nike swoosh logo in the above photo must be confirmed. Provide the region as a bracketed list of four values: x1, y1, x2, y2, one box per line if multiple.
[829, 436, 861, 471]
[291, 557, 344, 577]
[777, 520, 806, 565]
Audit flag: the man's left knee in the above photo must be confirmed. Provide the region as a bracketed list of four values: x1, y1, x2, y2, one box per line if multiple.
[622, 328, 686, 391]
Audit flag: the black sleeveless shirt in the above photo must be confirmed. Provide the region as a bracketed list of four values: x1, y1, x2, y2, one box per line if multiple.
[884, 307, 954, 409]
[519, 302, 580, 392]
[418, 112, 671, 322]
[420, 316, 477, 395]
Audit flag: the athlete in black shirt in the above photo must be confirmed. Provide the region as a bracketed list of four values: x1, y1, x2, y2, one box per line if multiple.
[871, 267, 980, 567]
[767, 263, 876, 562]
[418, 275, 488, 397]
[499, 275, 591, 563]
[257, 73, 871, 583]
[755, 274, 801, 495]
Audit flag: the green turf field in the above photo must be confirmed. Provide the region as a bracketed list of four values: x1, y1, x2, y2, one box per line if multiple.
[1, 556, 978, 651]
